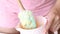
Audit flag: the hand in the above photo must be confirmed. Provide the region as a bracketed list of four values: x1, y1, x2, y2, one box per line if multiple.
[50, 15, 60, 32]
[34, 12, 55, 34]
[49, 0, 60, 32]
[43, 7, 57, 33]
[49, 7, 60, 32]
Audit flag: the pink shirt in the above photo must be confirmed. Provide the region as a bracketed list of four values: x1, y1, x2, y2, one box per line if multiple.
[21, 0, 56, 16]
[0, 0, 56, 28]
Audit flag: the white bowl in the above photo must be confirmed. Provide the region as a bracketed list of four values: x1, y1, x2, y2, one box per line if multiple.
[16, 16, 47, 34]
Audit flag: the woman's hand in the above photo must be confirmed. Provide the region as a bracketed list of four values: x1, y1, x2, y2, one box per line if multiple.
[44, 7, 56, 33]
[49, 0, 60, 32]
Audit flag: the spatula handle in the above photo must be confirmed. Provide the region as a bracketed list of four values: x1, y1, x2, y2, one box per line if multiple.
[17, 0, 25, 11]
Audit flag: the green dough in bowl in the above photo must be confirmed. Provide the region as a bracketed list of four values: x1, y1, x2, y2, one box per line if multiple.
[18, 10, 36, 29]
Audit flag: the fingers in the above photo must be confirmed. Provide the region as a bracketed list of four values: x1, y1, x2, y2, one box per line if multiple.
[52, 15, 59, 26]
[50, 15, 60, 32]
[44, 10, 56, 31]
[50, 21, 60, 32]
[55, 22, 60, 31]
[43, 8, 58, 33]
